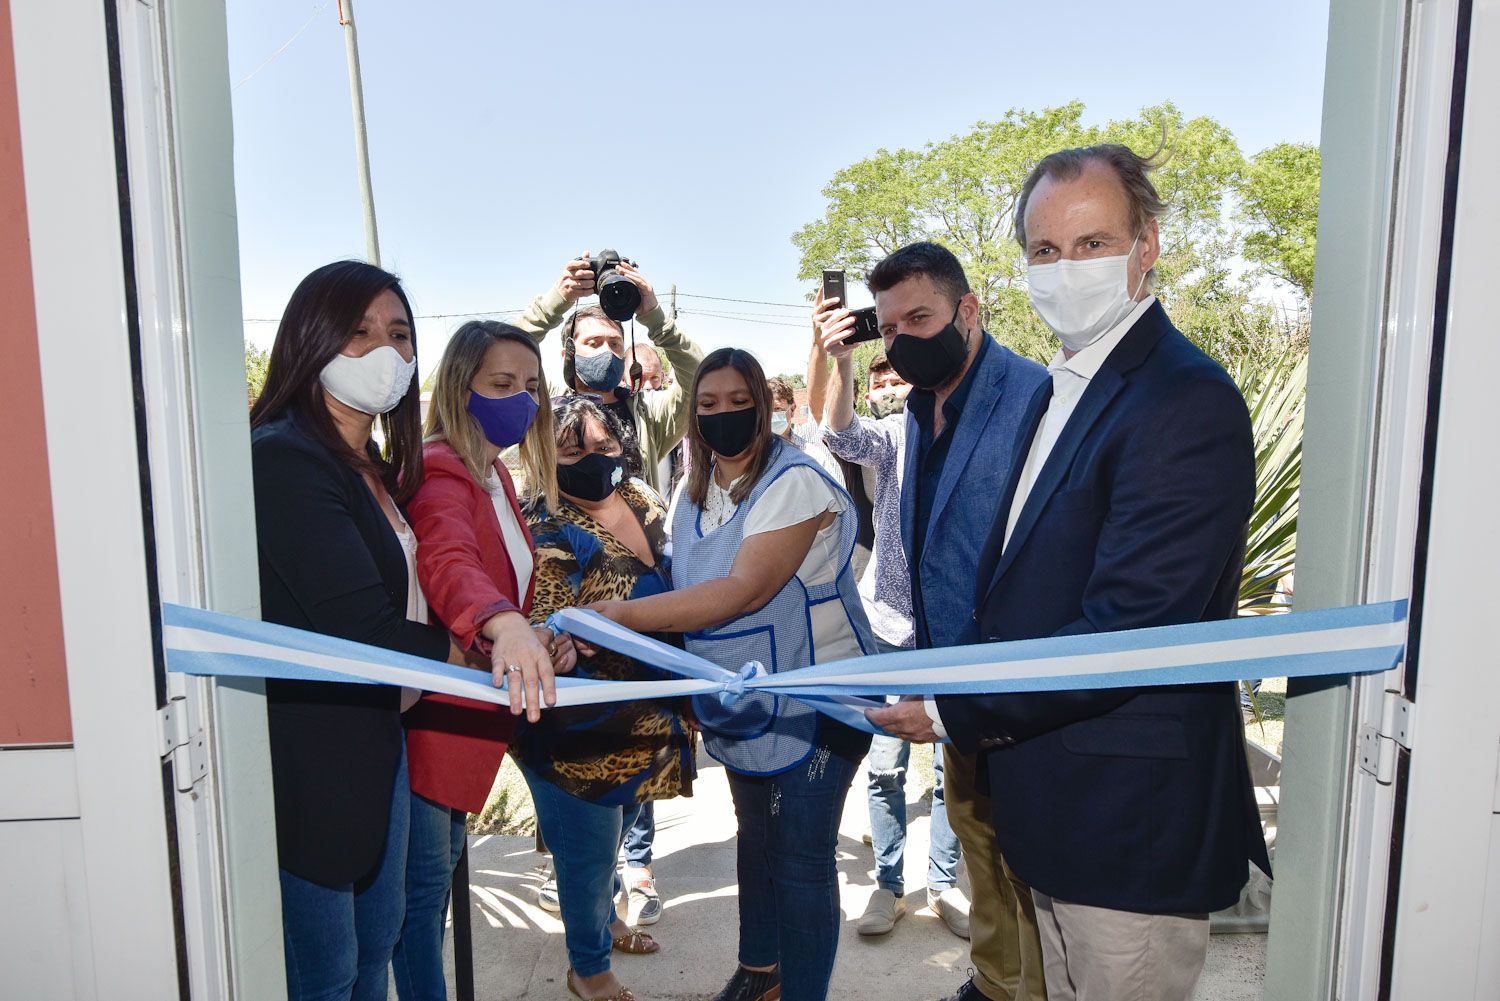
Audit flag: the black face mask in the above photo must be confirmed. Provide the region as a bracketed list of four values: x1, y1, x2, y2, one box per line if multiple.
[698, 407, 759, 458]
[556, 451, 624, 503]
[885, 302, 970, 390]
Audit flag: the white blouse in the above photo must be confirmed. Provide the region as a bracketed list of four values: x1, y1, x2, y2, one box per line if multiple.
[394, 515, 429, 712]
[672, 464, 863, 664]
[484, 468, 535, 597]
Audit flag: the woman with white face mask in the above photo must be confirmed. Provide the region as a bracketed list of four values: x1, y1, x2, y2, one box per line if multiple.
[249, 261, 481, 1001]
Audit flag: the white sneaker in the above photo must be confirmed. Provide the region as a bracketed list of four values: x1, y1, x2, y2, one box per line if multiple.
[928, 886, 970, 939]
[625, 871, 662, 926]
[857, 888, 906, 936]
[536, 865, 560, 913]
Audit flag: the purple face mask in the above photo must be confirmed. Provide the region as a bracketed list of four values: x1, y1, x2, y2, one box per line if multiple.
[467, 389, 538, 448]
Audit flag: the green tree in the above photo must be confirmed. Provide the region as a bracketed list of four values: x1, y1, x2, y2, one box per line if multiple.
[794, 102, 1256, 366]
[244, 342, 270, 407]
[1237, 142, 1320, 299]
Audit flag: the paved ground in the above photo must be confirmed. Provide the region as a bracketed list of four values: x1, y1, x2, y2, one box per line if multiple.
[415, 747, 1266, 1000]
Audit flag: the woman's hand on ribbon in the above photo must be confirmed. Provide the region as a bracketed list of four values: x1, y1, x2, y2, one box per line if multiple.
[483, 610, 558, 722]
[579, 599, 634, 657]
[534, 626, 578, 674]
[866, 697, 940, 744]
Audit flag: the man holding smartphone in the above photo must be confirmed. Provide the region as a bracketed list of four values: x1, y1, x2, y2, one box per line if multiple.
[817, 248, 1049, 1001]
[810, 295, 971, 943]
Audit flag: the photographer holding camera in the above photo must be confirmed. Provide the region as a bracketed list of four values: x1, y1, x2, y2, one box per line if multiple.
[514, 251, 703, 502]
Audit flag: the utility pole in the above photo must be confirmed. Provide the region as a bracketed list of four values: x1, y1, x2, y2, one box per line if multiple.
[336, 0, 380, 266]
[670, 283, 678, 319]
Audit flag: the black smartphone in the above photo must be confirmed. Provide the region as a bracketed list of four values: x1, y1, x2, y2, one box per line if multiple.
[845, 305, 881, 344]
[821, 269, 847, 307]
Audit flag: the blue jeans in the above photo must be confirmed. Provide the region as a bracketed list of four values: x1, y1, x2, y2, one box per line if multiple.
[518, 763, 639, 977]
[279, 746, 409, 1001]
[623, 801, 654, 868]
[728, 721, 869, 1001]
[866, 635, 959, 897]
[392, 792, 467, 1000]
[866, 731, 959, 895]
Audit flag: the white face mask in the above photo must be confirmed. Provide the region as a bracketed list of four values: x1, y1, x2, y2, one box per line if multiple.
[771, 411, 790, 435]
[319, 344, 417, 415]
[1026, 238, 1146, 353]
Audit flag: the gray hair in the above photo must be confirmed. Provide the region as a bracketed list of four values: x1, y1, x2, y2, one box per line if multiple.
[1014, 143, 1168, 284]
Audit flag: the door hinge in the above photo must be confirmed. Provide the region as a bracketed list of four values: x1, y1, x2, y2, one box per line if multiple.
[1491, 738, 1500, 815]
[157, 696, 208, 793]
[1358, 691, 1415, 785]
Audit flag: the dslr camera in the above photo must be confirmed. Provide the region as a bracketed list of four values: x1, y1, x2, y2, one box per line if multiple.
[584, 249, 641, 321]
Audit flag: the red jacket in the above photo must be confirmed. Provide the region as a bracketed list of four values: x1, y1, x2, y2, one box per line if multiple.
[404, 441, 533, 813]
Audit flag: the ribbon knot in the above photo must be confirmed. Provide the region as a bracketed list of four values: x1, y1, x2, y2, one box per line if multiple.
[716, 661, 764, 706]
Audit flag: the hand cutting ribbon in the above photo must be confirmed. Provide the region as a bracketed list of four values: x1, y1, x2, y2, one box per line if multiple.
[163, 599, 1409, 740]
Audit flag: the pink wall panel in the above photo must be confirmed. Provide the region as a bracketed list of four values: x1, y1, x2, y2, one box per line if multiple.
[0, 0, 72, 745]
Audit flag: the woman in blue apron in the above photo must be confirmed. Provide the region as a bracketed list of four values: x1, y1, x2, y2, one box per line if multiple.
[586, 347, 876, 1001]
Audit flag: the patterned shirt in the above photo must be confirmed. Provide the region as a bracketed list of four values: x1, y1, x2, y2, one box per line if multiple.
[521, 478, 695, 805]
[820, 415, 914, 648]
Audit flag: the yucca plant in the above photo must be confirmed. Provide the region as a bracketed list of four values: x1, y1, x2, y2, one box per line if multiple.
[1232, 348, 1307, 724]
[1236, 348, 1306, 612]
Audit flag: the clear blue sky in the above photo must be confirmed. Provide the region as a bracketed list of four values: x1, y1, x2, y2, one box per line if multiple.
[228, 0, 1330, 383]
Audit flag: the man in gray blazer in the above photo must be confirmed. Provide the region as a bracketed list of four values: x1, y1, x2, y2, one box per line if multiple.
[825, 242, 1049, 1001]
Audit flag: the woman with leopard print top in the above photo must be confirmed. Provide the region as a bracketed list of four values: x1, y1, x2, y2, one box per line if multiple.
[520, 395, 695, 1001]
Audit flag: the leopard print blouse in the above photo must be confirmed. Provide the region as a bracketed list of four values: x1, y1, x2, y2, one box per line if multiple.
[517, 478, 695, 805]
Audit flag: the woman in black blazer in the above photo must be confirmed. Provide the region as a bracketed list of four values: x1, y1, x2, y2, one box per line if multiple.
[249, 261, 466, 1001]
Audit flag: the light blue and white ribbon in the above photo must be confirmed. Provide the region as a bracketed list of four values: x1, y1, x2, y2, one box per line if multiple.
[164, 600, 1408, 737]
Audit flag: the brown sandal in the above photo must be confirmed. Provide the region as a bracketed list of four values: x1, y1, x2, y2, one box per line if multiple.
[566, 968, 637, 1001]
[611, 929, 660, 955]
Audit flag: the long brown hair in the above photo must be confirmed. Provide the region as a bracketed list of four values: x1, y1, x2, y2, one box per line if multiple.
[249, 261, 424, 504]
[685, 347, 775, 507]
[424, 320, 557, 512]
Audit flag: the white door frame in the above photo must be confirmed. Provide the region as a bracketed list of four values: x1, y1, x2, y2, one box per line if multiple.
[111, 0, 284, 997]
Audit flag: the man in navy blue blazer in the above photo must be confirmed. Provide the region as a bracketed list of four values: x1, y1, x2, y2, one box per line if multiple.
[872, 149, 1271, 1000]
[845, 242, 1049, 1001]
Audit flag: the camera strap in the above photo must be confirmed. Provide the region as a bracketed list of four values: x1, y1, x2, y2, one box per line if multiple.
[627, 318, 644, 392]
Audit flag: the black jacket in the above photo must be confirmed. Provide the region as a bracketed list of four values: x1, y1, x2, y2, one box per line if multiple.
[937, 302, 1271, 914]
[252, 416, 448, 886]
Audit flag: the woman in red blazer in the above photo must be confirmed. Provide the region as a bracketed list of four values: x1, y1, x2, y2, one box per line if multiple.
[394, 320, 575, 1000]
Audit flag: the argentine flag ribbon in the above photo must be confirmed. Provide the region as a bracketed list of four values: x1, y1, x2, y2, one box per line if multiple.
[163, 600, 1409, 737]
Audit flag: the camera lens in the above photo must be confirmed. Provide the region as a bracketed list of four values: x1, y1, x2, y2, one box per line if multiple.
[597, 272, 641, 321]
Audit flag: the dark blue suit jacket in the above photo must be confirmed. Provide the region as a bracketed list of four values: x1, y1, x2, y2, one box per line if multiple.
[900, 337, 1047, 650]
[937, 302, 1271, 914]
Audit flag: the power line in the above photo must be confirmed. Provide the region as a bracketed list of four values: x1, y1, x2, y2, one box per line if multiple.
[675, 292, 809, 309]
[242, 289, 813, 326]
[678, 309, 806, 328]
[233, 1, 330, 92]
[244, 306, 528, 323]
[677, 305, 809, 320]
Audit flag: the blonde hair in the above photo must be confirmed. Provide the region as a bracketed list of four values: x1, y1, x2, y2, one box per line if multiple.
[424, 320, 558, 512]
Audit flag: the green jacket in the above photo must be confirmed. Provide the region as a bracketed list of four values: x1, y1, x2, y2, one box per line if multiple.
[513, 285, 703, 498]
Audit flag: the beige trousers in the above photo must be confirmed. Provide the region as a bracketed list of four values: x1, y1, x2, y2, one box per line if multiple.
[1032, 891, 1209, 1001]
[943, 746, 1048, 1001]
